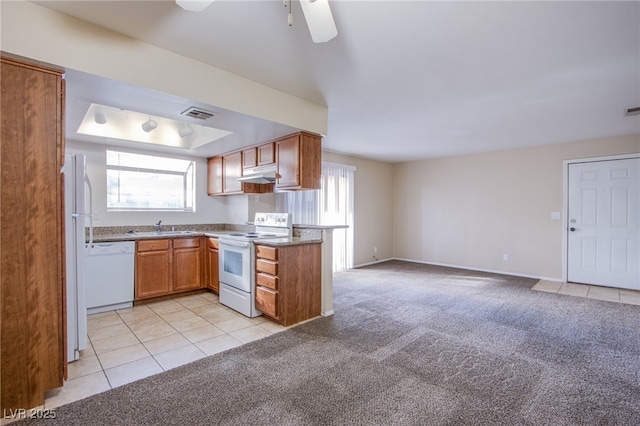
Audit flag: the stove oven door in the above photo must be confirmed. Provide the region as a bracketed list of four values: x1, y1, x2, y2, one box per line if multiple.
[218, 239, 252, 293]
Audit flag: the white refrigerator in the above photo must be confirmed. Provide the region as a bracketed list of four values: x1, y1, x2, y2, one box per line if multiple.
[62, 153, 91, 362]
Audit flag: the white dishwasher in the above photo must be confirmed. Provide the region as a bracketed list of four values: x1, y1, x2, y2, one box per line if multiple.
[85, 241, 135, 314]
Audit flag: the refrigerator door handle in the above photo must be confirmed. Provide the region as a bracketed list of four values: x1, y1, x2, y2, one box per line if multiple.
[85, 174, 94, 246]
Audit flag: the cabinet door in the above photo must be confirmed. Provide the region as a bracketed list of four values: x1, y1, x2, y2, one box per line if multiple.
[297, 132, 322, 189]
[1, 57, 65, 411]
[223, 151, 243, 193]
[206, 238, 219, 293]
[207, 156, 223, 195]
[242, 147, 257, 169]
[275, 135, 300, 188]
[257, 142, 275, 166]
[174, 238, 203, 292]
[135, 247, 172, 299]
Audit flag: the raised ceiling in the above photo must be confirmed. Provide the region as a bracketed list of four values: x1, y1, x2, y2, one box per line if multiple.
[35, 1, 640, 162]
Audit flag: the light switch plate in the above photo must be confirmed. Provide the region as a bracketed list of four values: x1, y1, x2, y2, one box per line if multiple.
[550, 212, 561, 220]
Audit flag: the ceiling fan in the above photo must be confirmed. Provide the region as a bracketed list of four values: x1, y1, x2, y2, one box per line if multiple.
[175, 0, 338, 43]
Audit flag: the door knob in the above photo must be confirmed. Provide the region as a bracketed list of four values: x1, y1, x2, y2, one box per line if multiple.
[570, 227, 576, 232]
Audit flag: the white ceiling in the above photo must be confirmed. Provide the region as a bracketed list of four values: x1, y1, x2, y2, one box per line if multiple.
[36, 1, 640, 162]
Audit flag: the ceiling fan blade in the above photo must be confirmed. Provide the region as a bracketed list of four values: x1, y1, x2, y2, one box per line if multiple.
[176, 0, 215, 12]
[299, 0, 338, 43]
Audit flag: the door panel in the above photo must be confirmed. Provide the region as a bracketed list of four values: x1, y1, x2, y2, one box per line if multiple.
[568, 158, 639, 289]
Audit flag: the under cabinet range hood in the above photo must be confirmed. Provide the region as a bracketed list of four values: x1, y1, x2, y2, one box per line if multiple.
[238, 166, 276, 184]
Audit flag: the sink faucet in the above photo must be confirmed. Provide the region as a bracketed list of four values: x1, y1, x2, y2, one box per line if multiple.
[155, 220, 162, 232]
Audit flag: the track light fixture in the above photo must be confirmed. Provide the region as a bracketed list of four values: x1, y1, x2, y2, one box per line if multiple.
[141, 118, 158, 133]
[94, 110, 107, 124]
[179, 124, 194, 138]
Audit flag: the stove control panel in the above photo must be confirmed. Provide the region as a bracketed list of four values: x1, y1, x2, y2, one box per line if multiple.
[254, 212, 291, 228]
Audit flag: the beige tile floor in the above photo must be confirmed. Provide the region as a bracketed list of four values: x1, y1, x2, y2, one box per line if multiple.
[533, 280, 640, 305]
[43, 292, 289, 410]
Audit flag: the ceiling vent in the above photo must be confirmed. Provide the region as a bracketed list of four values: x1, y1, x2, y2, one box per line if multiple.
[181, 107, 216, 120]
[625, 107, 640, 117]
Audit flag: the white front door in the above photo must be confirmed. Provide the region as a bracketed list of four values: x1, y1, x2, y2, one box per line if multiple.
[567, 157, 640, 289]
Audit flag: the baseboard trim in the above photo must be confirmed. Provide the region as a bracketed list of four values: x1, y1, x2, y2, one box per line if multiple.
[360, 257, 562, 282]
[321, 310, 334, 317]
[353, 258, 391, 268]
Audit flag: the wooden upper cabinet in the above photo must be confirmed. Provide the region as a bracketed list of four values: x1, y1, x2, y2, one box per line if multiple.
[244, 143, 274, 169]
[242, 147, 257, 169]
[276, 132, 321, 190]
[1, 57, 65, 411]
[222, 151, 243, 194]
[207, 156, 223, 195]
[207, 131, 321, 196]
[257, 142, 275, 166]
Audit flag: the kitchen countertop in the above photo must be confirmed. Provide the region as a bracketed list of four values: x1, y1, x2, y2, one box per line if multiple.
[90, 227, 323, 246]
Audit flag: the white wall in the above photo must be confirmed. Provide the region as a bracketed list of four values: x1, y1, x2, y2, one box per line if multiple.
[67, 139, 281, 226]
[393, 134, 640, 280]
[66, 140, 229, 227]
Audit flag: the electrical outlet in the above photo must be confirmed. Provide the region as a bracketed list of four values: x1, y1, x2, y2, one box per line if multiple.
[374, 246, 378, 254]
[503, 254, 509, 262]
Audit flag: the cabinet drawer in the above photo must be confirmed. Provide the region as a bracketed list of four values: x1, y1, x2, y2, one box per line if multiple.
[256, 272, 278, 290]
[256, 245, 278, 261]
[137, 239, 169, 252]
[173, 237, 200, 249]
[256, 259, 278, 275]
[207, 237, 219, 249]
[255, 286, 278, 318]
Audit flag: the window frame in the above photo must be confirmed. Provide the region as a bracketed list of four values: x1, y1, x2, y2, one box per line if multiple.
[106, 150, 196, 212]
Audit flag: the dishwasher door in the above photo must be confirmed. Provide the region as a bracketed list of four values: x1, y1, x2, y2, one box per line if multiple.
[86, 241, 135, 314]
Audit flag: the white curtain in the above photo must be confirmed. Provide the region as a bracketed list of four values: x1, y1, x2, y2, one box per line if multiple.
[277, 162, 355, 271]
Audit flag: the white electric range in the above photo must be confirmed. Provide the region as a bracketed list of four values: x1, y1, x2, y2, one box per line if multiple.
[218, 212, 292, 317]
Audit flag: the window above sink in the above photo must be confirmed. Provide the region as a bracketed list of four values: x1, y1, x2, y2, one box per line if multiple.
[107, 150, 195, 212]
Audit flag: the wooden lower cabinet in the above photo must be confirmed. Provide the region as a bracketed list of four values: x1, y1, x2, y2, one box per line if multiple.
[254, 243, 322, 326]
[135, 237, 204, 300]
[206, 237, 219, 293]
[174, 237, 204, 292]
[136, 239, 172, 299]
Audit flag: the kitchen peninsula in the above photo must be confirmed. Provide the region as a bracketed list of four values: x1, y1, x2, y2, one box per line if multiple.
[90, 222, 342, 323]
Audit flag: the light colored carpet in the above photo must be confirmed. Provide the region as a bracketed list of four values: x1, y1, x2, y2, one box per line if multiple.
[19, 261, 640, 425]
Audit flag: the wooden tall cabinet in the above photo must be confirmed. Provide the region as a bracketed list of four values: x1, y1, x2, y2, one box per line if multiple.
[1, 57, 66, 411]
